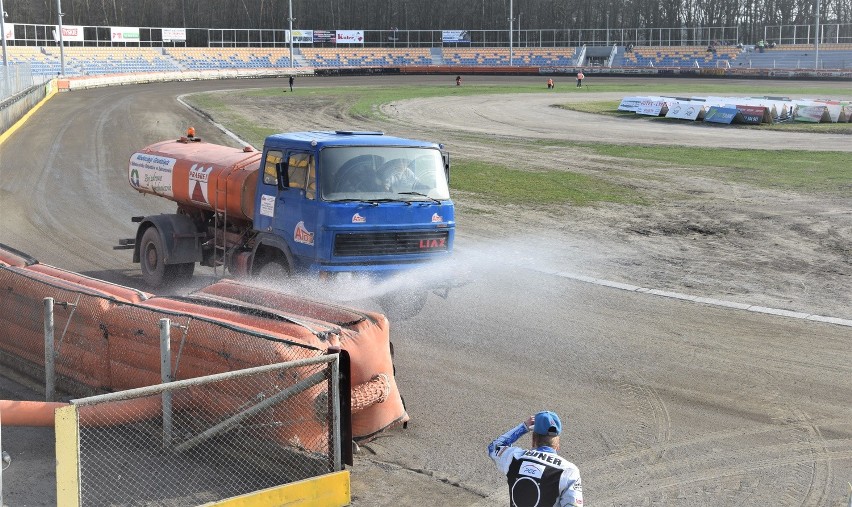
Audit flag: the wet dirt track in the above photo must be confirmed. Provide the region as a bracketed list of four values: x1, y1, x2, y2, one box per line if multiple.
[0, 76, 850, 506]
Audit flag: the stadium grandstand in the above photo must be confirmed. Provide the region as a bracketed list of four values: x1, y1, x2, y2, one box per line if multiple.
[1, 22, 850, 83]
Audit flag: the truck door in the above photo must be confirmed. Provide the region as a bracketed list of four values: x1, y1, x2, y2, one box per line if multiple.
[275, 151, 319, 266]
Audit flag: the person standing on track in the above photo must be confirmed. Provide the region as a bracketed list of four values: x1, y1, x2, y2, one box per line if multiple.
[488, 411, 583, 507]
[288, 75, 295, 92]
[576, 71, 584, 88]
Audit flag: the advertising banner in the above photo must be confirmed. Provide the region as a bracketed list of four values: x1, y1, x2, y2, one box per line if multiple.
[636, 99, 667, 116]
[617, 97, 643, 112]
[734, 105, 768, 124]
[291, 30, 313, 44]
[111, 26, 140, 41]
[704, 106, 738, 124]
[54, 25, 85, 42]
[665, 101, 703, 121]
[442, 30, 471, 43]
[3, 23, 14, 41]
[313, 30, 335, 43]
[794, 105, 828, 123]
[335, 30, 364, 44]
[161, 27, 186, 42]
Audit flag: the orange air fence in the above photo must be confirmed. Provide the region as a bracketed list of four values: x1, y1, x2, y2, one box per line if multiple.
[0, 243, 408, 442]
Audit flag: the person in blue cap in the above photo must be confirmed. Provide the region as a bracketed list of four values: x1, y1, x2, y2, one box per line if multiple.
[488, 411, 583, 507]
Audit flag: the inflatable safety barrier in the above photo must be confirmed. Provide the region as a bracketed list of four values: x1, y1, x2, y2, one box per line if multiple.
[0, 243, 407, 442]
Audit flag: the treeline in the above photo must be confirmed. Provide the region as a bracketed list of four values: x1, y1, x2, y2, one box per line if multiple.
[6, 0, 847, 39]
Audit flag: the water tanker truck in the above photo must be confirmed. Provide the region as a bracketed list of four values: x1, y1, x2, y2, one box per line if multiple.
[117, 130, 454, 315]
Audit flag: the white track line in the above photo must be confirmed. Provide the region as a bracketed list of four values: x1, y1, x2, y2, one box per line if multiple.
[536, 267, 852, 328]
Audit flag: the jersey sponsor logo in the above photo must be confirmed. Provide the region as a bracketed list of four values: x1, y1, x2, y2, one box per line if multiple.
[352, 213, 366, 223]
[431, 213, 443, 223]
[519, 461, 545, 479]
[294, 221, 315, 246]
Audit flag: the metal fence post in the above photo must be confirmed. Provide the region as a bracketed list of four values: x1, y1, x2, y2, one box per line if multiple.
[44, 297, 55, 402]
[331, 354, 342, 471]
[159, 318, 172, 447]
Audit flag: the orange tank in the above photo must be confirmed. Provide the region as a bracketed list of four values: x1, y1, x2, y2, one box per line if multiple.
[128, 139, 262, 221]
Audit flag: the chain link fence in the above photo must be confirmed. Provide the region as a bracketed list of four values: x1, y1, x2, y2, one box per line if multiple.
[55, 355, 344, 506]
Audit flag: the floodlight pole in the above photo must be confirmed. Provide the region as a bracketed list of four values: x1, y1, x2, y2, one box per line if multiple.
[288, 0, 294, 69]
[814, 0, 820, 69]
[1, 0, 8, 67]
[56, 0, 65, 75]
[508, 0, 514, 66]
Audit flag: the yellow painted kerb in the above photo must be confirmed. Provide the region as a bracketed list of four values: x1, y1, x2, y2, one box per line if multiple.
[55, 404, 81, 507]
[201, 470, 350, 507]
[0, 79, 58, 146]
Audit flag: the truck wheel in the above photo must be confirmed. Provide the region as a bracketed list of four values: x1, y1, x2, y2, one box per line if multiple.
[140, 227, 181, 287]
[256, 260, 290, 281]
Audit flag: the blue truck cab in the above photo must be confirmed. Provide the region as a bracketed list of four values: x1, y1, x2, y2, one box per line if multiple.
[250, 130, 455, 281]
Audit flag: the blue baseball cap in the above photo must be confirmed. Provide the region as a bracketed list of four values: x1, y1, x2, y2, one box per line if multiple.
[533, 411, 562, 436]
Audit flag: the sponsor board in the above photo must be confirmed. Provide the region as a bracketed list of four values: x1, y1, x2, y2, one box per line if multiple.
[704, 106, 739, 124]
[336, 30, 364, 44]
[665, 101, 703, 121]
[617, 97, 643, 112]
[313, 30, 335, 43]
[442, 30, 471, 43]
[841, 105, 852, 123]
[794, 105, 829, 123]
[111, 26, 140, 41]
[291, 30, 313, 44]
[58, 25, 85, 42]
[734, 105, 767, 124]
[129, 153, 175, 197]
[636, 100, 667, 116]
[161, 27, 186, 42]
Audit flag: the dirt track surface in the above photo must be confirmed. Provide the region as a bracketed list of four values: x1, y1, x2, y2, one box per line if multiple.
[0, 76, 851, 506]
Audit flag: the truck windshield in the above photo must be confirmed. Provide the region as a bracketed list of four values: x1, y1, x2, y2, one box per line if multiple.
[320, 147, 450, 202]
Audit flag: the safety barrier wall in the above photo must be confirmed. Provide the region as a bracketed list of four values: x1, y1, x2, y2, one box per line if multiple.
[57, 68, 311, 90]
[0, 78, 53, 136]
[55, 355, 349, 507]
[0, 243, 407, 441]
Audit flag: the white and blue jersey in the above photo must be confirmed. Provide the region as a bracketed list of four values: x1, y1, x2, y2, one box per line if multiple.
[488, 423, 583, 507]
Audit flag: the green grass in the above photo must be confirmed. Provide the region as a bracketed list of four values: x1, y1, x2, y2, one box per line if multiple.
[451, 160, 643, 206]
[583, 144, 850, 191]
